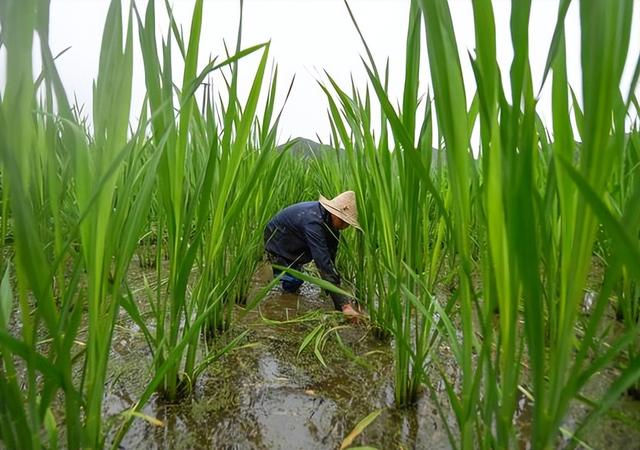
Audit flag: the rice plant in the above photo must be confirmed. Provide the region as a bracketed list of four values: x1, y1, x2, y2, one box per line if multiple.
[125, 0, 286, 404]
[0, 0, 156, 447]
[0, 0, 285, 446]
[316, 1, 453, 409]
[2, 0, 639, 448]
[420, 0, 639, 447]
[318, 0, 640, 447]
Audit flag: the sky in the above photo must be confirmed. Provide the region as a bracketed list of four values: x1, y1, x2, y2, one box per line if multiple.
[1, 0, 639, 144]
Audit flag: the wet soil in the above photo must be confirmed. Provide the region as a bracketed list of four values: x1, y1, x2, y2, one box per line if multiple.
[101, 263, 640, 450]
[104, 264, 451, 449]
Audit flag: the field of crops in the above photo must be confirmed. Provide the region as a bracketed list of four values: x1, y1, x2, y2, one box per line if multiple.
[1, 0, 639, 449]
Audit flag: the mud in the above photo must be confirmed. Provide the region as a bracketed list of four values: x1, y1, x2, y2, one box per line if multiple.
[104, 264, 451, 449]
[100, 263, 640, 449]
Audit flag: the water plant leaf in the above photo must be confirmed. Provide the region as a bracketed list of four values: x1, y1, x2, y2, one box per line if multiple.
[120, 281, 155, 356]
[260, 311, 326, 326]
[334, 333, 373, 371]
[273, 265, 355, 299]
[313, 336, 328, 368]
[44, 406, 59, 450]
[557, 154, 640, 280]
[0, 330, 65, 386]
[193, 330, 251, 380]
[538, 0, 572, 93]
[569, 87, 584, 141]
[298, 323, 324, 356]
[339, 409, 382, 450]
[346, 447, 378, 450]
[568, 354, 640, 450]
[120, 410, 164, 427]
[0, 266, 12, 330]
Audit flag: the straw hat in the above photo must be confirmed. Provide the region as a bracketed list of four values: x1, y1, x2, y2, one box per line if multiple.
[319, 190, 362, 231]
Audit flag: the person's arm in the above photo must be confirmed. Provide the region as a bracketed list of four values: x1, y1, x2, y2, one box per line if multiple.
[304, 222, 349, 310]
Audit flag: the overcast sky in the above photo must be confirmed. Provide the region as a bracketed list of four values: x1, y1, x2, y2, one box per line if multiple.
[1, 0, 639, 143]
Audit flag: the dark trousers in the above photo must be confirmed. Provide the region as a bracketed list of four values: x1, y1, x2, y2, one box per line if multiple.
[266, 251, 304, 293]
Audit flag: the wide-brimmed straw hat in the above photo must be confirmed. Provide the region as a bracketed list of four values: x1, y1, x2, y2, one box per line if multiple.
[319, 190, 362, 231]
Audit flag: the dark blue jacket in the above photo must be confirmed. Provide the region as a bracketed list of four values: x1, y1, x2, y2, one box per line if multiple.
[264, 201, 347, 306]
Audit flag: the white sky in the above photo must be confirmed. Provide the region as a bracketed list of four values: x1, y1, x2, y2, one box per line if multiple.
[1, 0, 639, 144]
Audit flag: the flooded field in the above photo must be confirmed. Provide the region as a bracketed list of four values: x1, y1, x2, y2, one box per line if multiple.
[99, 264, 640, 450]
[4, 0, 640, 448]
[104, 264, 447, 449]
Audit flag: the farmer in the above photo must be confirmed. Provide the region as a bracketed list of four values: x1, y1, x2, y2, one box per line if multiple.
[264, 191, 362, 317]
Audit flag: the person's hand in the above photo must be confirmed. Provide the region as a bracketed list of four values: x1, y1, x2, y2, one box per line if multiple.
[341, 303, 360, 318]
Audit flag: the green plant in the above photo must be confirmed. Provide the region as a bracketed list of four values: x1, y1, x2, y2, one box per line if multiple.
[130, 0, 277, 402]
[318, 0, 640, 448]
[0, 1, 156, 447]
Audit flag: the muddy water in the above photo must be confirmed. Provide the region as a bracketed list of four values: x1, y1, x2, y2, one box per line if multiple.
[103, 263, 640, 449]
[105, 264, 451, 449]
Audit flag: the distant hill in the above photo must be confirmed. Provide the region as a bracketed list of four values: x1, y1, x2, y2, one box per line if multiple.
[276, 137, 336, 159]
[277, 136, 448, 170]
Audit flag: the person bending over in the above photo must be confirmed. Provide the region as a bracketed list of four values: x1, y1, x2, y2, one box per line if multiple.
[264, 191, 361, 317]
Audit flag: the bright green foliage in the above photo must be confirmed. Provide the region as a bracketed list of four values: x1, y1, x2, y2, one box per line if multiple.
[316, 0, 452, 409]
[1, 0, 640, 449]
[0, 0, 155, 447]
[319, 0, 640, 448]
[0, 0, 287, 448]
